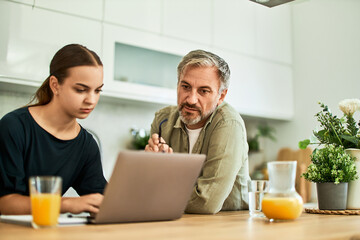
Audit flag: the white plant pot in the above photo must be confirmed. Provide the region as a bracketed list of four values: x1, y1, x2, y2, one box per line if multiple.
[346, 148, 360, 209]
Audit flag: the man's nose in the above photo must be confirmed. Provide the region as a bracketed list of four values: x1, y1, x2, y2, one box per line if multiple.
[186, 90, 198, 105]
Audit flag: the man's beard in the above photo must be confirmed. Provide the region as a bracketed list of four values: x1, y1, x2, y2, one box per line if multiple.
[178, 102, 218, 126]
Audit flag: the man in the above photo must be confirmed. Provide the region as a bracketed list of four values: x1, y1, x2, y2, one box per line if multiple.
[145, 50, 250, 214]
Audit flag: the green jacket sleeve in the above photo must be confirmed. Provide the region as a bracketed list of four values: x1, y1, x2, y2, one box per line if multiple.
[185, 118, 248, 214]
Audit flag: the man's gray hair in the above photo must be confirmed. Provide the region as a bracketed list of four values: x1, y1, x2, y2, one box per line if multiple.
[177, 50, 230, 93]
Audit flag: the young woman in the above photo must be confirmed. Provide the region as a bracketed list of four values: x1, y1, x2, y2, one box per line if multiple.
[0, 44, 107, 215]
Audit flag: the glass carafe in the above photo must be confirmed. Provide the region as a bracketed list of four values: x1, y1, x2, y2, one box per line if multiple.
[262, 161, 303, 221]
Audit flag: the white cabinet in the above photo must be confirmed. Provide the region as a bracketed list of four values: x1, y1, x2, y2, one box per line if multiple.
[113, 42, 181, 89]
[8, 0, 103, 20]
[102, 23, 206, 105]
[211, 1, 293, 119]
[219, 49, 294, 120]
[104, 0, 162, 33]
[162, 0, 212, 45]
[0, 1, 102, 85]
[1, 0, 294, 120]
[213, 0, 257, 56]
[255, 4, 292, 64]
[213, 1, 292, 64]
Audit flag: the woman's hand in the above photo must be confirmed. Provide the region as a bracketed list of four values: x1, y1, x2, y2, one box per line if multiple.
[61, 193, 104, 214]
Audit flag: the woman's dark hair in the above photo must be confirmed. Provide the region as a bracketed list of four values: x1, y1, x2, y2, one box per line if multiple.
[29, 44, 103, 106]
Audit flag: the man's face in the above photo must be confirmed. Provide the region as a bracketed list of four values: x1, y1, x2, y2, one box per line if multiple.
[177, 66, 227, 129]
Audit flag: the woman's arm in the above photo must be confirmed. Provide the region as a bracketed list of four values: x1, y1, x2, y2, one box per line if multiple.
[61, 194, 104, 214]
[0, 193, 104, 215]
[0, 194, 31, 215]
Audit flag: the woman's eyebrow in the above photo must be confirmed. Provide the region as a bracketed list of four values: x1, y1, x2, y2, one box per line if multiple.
[75, 83, 104, 89]
[75, 83, 90, 88]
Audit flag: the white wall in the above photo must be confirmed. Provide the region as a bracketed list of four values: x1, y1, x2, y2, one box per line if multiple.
[264, 0, 360, 161]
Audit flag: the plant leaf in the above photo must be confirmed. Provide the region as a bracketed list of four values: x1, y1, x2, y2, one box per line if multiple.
[340, 135, 359, 145]
[299, 139, 310, 149]
[315, 129, 326, 139]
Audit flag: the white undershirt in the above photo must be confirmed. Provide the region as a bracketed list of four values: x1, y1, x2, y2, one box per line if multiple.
[186, 126, 203, 154]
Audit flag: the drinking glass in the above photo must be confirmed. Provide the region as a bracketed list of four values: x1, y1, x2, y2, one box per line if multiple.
[248, 180, 269, 217]
[29, 176, 62, 228]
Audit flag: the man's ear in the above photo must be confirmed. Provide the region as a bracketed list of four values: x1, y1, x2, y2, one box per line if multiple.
[217, 89, 228, 106]
[49, 76, 60, 96]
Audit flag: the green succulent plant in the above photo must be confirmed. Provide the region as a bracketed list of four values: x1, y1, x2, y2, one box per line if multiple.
[302, 144, 357, 184]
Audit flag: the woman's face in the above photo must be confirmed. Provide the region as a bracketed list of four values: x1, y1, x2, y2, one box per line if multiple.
[54, 65, 103, 119]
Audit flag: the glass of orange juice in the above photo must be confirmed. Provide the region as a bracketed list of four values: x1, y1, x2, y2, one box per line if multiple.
[29, 176, 62, 229]
[261, 161, 303, 221]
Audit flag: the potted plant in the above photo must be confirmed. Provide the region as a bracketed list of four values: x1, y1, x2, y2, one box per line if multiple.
[302, 144, 357, 209]
[299, 99, 360, 149]
[130, 128, 150, 150]
[248, 124, 276, 152]
[247, 124, 276, 179]
[299, 99, 360, 209]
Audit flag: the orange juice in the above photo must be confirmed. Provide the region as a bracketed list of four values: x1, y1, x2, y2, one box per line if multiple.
[262, 197, 303, 220]
[31, 193, 61, 226]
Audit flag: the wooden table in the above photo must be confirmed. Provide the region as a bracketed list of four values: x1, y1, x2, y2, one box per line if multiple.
[1, 211, 360, 240]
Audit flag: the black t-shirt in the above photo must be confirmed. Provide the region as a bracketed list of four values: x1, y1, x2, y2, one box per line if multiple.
[0, 107, 107, 197]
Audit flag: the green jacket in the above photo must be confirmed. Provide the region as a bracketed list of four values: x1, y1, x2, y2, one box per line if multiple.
[150, 102, 250, 214]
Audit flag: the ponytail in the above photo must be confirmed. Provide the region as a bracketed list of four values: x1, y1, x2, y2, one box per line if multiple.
[28, 77, 53, 106]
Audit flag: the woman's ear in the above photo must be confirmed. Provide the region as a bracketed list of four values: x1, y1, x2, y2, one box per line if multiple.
[49, 76, 60, 96]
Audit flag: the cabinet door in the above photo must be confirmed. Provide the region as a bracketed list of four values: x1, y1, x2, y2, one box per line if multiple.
[8, 0, 103, 20]
[219, 49, 294, 120]
[255, 5, 292, 64]
[163, 0, 212, 45]
[102, 23, 205, 105]
[104, 0, 162, 33]
[0, 1, 102, 84]
[213, 1, 292, 64]
[213, 0, 256, 56]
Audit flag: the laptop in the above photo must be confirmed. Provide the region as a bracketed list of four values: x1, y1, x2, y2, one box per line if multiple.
[89, 150, 206, 224]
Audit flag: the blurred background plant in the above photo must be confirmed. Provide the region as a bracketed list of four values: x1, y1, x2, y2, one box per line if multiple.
[130, 128, 150, 150]
[247, 124, 276, 152]
[247, 124, 276, 180]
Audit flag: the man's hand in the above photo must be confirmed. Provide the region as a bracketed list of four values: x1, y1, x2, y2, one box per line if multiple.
[145, 133, 173, 153]
[61, 193, 104, 214]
